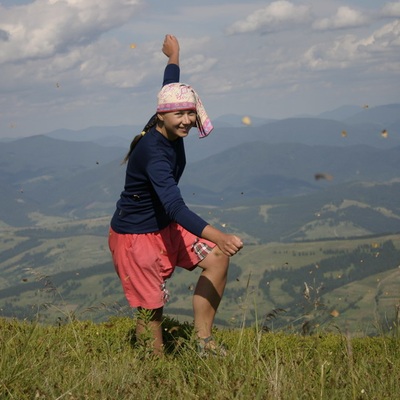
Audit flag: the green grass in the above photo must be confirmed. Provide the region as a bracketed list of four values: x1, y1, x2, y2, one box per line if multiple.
[1, 314, 399, 399]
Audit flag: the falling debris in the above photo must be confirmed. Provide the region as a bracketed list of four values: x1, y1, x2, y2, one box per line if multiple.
[341, 130, 347, 137]
[314, 173, 334, 181]
[56, 82, 60, 88]
[330, 309, 340, 317]
[381, 129, 388, 138]
[241, 116, 252, 126]
[130, 43, 137, 49]
[303, 282, 311, 300]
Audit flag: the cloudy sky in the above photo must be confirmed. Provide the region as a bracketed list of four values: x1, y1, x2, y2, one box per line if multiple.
[1, 0, 399, 138]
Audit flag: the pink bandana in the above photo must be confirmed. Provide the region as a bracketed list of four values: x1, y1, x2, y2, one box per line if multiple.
[157, 83, 213, 138]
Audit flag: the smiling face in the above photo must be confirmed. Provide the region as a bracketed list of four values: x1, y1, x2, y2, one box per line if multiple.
[157, 109, 197, 141]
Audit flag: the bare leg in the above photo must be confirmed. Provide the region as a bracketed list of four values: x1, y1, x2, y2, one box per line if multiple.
[136, 307, 164, 355]
[193, 246, 229, 338]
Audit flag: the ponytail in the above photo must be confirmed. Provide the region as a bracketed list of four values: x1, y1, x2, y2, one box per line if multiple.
[122, 114, 158, 164]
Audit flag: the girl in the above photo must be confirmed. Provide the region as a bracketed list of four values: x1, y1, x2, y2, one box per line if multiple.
[109, 34, 243, 355]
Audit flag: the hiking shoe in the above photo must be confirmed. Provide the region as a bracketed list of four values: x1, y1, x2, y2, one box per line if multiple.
[197, 336, 227, 357]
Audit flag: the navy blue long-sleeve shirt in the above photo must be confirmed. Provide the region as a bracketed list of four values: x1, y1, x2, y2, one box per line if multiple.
[110, 64, 208, 237]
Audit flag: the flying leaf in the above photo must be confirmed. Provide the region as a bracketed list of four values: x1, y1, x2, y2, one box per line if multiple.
[241, 116, 252, 126]
[314, 173, 333, 181]
[330, 309, 340, 317]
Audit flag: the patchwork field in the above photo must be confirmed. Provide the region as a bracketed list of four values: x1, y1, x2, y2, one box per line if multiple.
[1, 216, 399, 336]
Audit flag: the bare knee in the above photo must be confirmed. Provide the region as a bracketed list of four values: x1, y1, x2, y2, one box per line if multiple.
[199, 246, 229, 271]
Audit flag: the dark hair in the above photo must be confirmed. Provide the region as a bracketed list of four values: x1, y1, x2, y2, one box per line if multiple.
[122, 114, 158, 164]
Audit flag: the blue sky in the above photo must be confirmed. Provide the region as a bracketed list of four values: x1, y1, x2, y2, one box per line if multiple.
[0, 0, 399, 137]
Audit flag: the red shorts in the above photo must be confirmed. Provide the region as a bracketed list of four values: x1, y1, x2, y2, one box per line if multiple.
[108, 223, 215, 309]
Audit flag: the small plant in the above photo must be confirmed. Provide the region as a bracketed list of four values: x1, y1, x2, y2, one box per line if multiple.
[261, 308, 287, 332]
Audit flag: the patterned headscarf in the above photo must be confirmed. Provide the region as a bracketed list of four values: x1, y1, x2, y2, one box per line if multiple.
[157, 83, 213, 138]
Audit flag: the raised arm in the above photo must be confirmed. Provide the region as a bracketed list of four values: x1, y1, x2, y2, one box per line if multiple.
[162, 34, 179, 65]
[162, 34, 180, 86]
[122, 35, 181, 163]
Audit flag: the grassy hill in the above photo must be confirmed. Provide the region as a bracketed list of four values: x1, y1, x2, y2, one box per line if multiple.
[1, 215, 399, 336]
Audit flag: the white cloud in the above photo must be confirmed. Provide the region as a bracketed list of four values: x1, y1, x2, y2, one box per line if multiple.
[313, 6, 369, 31]
[303, 35, 364, 70]
[226, 0, 311, 34]
[0, 0, 142, 64]
[0, 1, 399, 137]
[303, 20, 400, 70]
[381, 1, 400, 17]
[366, 19, 400, 49]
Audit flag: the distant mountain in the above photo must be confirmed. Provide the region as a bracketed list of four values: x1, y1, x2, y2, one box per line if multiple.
[0, 135, 126, 226]
[45, 125, 141, 148]
[212, 114, 276, 128]
[183, 103, 400, 161]
[0, 179, 41, 227]
[1, 132, 400, 238]
[344, 103, 400, 126]
[0, 135, 124, 178]
[39, 113, 400, 162]
[181, 141, 400, 197]
[21, 103, 400, 163]
[1, 102, 399, 230]
[317, 104, 363, 120]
